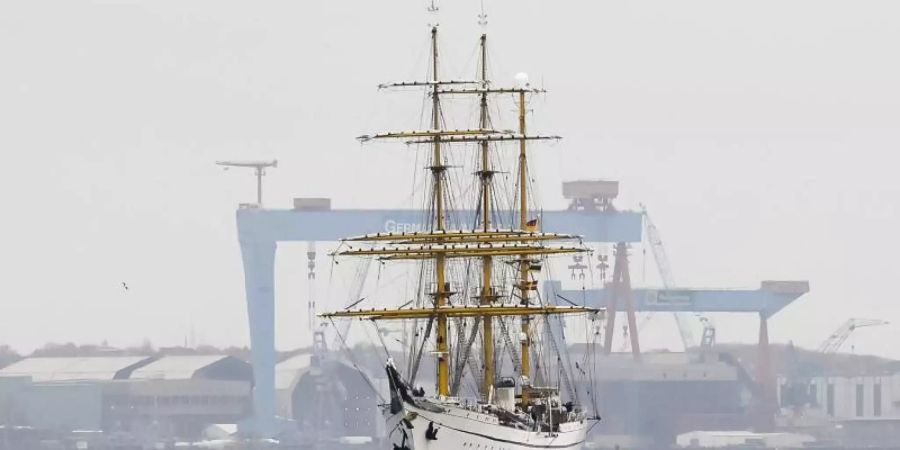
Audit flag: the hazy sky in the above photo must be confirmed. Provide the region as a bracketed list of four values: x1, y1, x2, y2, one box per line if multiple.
[1, 1, 899, 357]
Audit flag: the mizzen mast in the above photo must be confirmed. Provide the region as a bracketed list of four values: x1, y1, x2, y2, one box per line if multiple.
[517, 79, 533, 405]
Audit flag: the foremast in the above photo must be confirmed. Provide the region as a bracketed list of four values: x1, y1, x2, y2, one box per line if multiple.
[429, 26, 451, 398]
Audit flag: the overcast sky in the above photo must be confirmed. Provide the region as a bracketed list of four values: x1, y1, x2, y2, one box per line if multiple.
[1, 1, 899, 357]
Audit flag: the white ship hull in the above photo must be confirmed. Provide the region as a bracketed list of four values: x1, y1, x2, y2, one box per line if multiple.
[385, 400, 586, 450]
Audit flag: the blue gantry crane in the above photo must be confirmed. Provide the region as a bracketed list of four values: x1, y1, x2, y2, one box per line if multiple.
[229, 180, 809, 437]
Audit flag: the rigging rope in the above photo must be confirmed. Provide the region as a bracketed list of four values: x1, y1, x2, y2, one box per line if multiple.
[541, 313, 576, 403]
[497, 316, 521, 372]
[372, 320, 393, 361]
[328, 318, 386, 403]
[408, 315, 434, 387]
[450, 316, 482, 395]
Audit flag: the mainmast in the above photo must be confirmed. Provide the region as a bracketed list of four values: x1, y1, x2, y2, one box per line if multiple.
[478, 33, 495, 400]
[430, 26, 451, 398]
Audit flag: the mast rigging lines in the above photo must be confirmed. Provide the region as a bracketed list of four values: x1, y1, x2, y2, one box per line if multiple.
[323, 25, 599, 405]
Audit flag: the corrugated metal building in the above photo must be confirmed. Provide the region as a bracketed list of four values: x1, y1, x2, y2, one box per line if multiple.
[0, 356, 153, 382]
[275, 352, 385, 444]
[275, 353, 312, 420]
[571, 352, 746, 446]
[0, 355, 252, 440]
[130, 355, 252, 382]
[779, 373, 900, 420]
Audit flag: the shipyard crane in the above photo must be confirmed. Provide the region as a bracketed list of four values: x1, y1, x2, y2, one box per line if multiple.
[818, 318, 888, 354]
[216, 160, 278, 207]
[639, 204, 714, 351]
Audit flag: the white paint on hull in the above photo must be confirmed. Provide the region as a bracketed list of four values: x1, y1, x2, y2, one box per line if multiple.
[385, 401, 586, 450]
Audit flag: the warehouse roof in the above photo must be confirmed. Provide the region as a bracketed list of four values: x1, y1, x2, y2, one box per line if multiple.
[275, 353, 312, 391]
[130, 355, 241, 380]
[0, 356, 153, 382]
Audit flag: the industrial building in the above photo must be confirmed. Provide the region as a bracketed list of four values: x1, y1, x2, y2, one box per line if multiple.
[584, 353, 744, 445]
[1, 180, 896, 449]
[274, 334, 385, 448]
[274, 352, 312, 421]
[775, 368, 900, 435]
[800, 374, 900, 419]
[0, 355, 252, 443]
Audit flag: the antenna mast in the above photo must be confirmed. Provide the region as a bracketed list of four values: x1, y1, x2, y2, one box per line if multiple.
[216, 160, 278, 207]
[478, 0, 488, 28]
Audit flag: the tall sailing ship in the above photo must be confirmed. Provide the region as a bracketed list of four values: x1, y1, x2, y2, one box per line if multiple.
[321, 15, 602, 450]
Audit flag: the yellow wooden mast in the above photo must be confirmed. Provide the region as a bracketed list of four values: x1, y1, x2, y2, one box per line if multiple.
[430, 26, 451, 398]
[517, 88, 532, 405]
[319, 27, 601, 405]
[478, 33, 495, 400]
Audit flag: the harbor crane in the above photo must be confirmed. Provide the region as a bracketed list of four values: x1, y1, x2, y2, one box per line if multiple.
[818, 318, 889, 354]
[640, 204, 715, 351]
[216, 160, 321, 338]
[216, 160, 278, 207]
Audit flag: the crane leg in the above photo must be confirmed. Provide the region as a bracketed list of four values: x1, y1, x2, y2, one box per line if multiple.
[755, 312, 776, 431]
[620, 243, 641, 360]
[603, 249, 621, 354]
[605, 242, 641, 359]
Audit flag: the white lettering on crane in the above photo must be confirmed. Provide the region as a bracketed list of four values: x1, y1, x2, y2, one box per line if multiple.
[384, 220, 426, 233]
